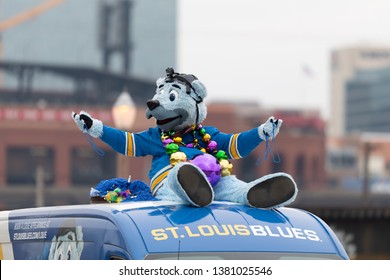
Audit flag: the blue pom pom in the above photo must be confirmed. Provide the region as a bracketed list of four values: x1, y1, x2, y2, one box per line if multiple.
[91, 178, 157, 202]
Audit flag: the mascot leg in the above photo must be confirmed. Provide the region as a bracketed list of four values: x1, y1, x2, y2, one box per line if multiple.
[156, 162, 214, 207]
[246, 172, 298, 208]
[214, 172, 297, 209]
[213, 175, 249, 205]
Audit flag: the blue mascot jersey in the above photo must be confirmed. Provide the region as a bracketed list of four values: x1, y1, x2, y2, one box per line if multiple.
[100, 125, 262, 194]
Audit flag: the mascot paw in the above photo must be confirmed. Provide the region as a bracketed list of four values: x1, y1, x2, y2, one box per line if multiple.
[247, 173, 297, 208]
[258, 116, 282, 140]
[72, 111, 103, 138]
[177, 164, 213, 207]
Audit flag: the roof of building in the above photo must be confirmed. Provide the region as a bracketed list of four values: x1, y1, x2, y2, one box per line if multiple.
[0, 61, 155, 106]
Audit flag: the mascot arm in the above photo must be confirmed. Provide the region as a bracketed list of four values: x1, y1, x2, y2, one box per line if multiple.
[72, 110, 161, 157]
[224, 116, 283, 158]
[72, 111, 129, 155]
[100, 125, 129, 155]
[212, 127, 262, 159]
[101, 126, 162, 157]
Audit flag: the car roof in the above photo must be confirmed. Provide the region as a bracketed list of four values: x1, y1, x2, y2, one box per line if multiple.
[2, 201, 348, 259]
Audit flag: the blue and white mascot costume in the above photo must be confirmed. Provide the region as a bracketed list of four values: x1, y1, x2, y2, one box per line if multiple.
[72, 68, 298, 208]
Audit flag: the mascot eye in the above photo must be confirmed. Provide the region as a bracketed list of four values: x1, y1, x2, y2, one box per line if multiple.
[169, 90, 179, 101]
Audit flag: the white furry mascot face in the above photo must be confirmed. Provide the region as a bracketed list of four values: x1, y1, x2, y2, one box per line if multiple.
[145, 68, 208, 132]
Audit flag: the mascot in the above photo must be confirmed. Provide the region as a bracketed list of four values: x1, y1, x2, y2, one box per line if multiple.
[72, 68, 297, 208]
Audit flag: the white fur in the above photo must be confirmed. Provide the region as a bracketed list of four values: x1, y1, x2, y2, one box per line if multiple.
[88, 118, 103, 138]
[258, 116, 282, 140]
[71, 111, 103, 138]
[214, 172, 298, 209]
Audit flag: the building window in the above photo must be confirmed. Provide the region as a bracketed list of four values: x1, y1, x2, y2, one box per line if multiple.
[71, 148, 116, 186]
[327, 150, 357, 170]
[6, 146, 55, 185]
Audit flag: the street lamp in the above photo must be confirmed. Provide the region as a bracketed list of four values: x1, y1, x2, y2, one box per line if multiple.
[112, 89, 136, 130]
[112, 89, 136, 178]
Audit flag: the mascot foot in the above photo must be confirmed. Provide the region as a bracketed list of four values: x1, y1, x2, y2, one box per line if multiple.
[178, 164, 213, 207]
[247, 174, 297, 208]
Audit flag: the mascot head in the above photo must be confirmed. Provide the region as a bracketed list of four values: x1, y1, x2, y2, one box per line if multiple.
[48, 221, 84, 260]
[146, 68, 207, 132]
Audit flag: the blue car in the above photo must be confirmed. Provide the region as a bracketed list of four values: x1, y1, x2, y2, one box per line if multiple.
[0, 201, 349, 260]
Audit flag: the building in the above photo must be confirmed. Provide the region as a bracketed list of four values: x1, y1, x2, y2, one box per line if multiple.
[327, 132, 390, 192]
[328, 46, 390, 190]
[0, 0, 177, 89]
[329, 46, 390, 138]
[345, 67, 390, 133]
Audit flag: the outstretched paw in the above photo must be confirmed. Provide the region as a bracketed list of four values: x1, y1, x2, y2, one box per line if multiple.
[71, 111, 103, 138]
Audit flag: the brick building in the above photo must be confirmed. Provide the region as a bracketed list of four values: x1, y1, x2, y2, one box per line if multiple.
[0, 102, 326, 210]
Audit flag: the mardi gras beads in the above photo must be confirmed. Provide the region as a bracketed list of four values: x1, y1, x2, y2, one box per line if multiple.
[170, 151, 187, 166]
[191, 154, 221, 186]
[165, 143, 179, 155]
[162, 125, 221, 154]
[104, 188, 131, 203]
[214, 150, 228, 160]
[161, 125, 233, 175]
[219, 159, 233, 177]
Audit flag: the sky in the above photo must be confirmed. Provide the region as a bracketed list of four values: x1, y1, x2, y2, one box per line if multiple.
[177, 0, 390, 120]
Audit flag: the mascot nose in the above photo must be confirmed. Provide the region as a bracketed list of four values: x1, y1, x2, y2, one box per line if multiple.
[147, 99, 160, 110]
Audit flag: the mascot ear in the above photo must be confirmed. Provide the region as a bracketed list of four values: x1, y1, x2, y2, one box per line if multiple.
[191, 80, 208, 124]
[191, 80, 207, 100]
[156, 77, 165, 88]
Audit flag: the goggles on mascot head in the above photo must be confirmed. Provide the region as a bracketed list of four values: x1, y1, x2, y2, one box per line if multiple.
[165, 68, 203, 104]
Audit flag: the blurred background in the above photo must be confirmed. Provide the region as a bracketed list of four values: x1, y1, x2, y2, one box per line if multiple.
[0, 0, 390, 259]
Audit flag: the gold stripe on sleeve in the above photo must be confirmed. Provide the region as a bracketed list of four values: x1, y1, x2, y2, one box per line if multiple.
[229, 133, 241, 159]
[126, 132, 134, 156]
